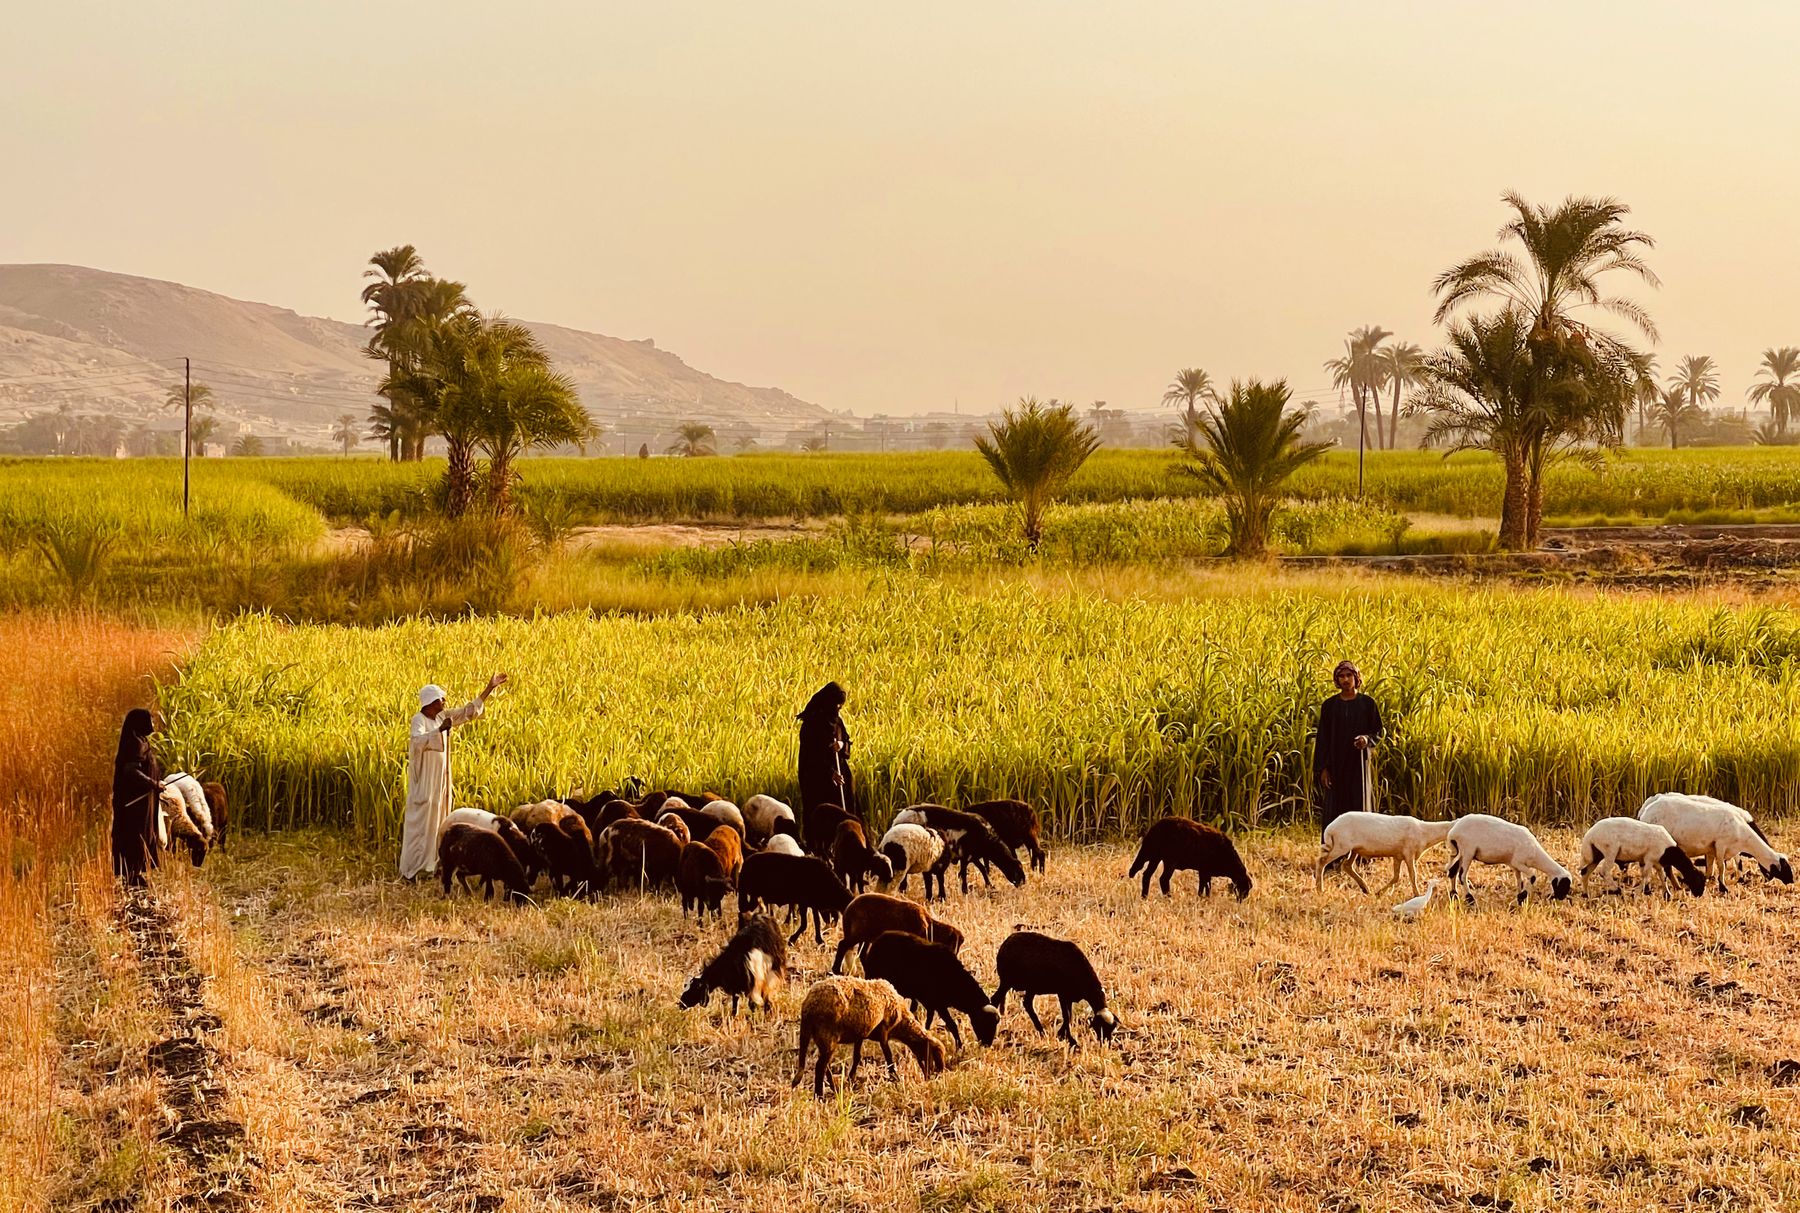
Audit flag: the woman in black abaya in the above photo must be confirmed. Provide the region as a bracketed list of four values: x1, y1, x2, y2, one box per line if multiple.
[111, 708, 163, 886]
[796, 681, 859, 822]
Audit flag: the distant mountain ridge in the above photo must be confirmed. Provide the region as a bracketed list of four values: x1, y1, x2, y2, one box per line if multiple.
[0, 264, 832, 444]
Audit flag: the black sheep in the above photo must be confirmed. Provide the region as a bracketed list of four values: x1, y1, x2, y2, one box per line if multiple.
[677, 841, 733, 919]
[678, 914, 788, 1014]
[830, 820, 893, 893]
[489, 816, 546, 887]
[737, 852, 854, 944]
[598, 818, 683, 892]
[439, 824, 532, 904]
[1127, 816, 1252, 900]
[529, 817, 602, 897]
[992, 931, 1117, 1045]
[803, 802, 857, 857]
[966, 798, 1045, 873]
[861, 929, 998, 1048]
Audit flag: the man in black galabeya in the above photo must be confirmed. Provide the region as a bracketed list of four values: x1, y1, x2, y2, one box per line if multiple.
[1314, 659, 1382, 835]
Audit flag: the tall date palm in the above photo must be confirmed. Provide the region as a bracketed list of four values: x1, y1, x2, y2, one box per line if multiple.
[1748, 346, 1800, 437]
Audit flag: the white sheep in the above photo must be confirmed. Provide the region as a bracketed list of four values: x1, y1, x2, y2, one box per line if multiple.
[743, 794, 798, 843]
[1638, 793, 1793, 893]
[1577, 817, 1707, 899]
[1315, 812, 1454, 897]
[156, 774, 215, 864]
[700, 799, 748, 839]
[762, 834, 804, 857]
[445, 806, 509, 832]
[875, 823, 947, 899]
[1444, 814, 1572, 906]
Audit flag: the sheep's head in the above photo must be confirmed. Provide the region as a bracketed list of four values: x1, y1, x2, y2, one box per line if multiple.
[677, 975, 711, 1009]
[971, 1005, 999, 1047]
[867, 853, 895, 888]
[1090, 1008, 1119, 1043]
[1764, 856, 1795, 885]
[1231, 872, 1253, 901]
[1549, 875, 1573, 901]
[992, 846, 1027, 888]
[1661, 846, 1707, 897]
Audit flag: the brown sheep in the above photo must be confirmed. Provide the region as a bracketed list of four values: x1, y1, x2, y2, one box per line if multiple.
[677, 842, 732, 918]
[439, 823, 532, 903]
[657, 813, 692, 846]
[831, 892, 964, 974]
[704, 823, 744, 881]
[793, 976, 945, 1096]
[1127, 817, 1252, 900]
[600, 818, 683, 892]
[201, 781, 229, 850]
[804, 803, 857, 856]
[966, 798, 1045, 873]
[829, 820, 893, 893]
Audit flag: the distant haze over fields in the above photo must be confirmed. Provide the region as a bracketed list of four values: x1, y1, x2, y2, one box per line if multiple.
[0, 264, 836, 446]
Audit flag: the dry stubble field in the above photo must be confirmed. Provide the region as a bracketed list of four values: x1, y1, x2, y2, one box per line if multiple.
[133, 828, 1800, 1212]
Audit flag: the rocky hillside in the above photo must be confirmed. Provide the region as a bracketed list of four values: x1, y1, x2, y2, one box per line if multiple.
[0, 264, 831, 445]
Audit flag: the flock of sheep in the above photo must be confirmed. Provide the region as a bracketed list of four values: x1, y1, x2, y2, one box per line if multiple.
[420, 786, 1788, 1096]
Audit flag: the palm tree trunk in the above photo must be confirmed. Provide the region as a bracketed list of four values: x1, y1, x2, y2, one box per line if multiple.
[1498, 452, 1528, 551]
[1388, 381, 1403, 449]
[444, 437, 476, 518]
[1367, 385, 1386, 451]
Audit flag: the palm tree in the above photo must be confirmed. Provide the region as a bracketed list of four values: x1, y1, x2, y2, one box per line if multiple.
[362, 247, 473, 462]
[1177, 380, 1329, 558]
[1670, 355, 1720, 425]
[1412, 312, 1541, 548]
[1651, 386, 1702, 449]
[1324, 326, 1391, 489]
[1631, 354, 1661, 444]
[452, 321, 593, 514]
[667, 422, 717, 457]
[974, 398, 1100, 549]
[188, 416, 218, 458]
[1378, 341, 1426, 448]
[332, 413, 361, 456]
[1433, 193, 1658, 538]
[1162, 369, 1219, 432]
[1748, 347, 1800, 438]
[362, 246, 426, 461]
[163, 381, 216, 414]
[229, 433, 265, 457]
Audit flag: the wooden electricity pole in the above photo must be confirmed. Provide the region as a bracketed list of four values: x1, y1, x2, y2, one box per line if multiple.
[182, 357, 192, 517]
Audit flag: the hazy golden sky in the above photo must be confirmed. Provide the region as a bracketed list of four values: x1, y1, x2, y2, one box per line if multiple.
[6, 2, 1797, 415]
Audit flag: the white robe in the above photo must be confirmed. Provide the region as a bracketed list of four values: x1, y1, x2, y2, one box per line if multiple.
[398, 698, 484, 879]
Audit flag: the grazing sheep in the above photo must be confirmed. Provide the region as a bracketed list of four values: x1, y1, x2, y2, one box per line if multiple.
[762, 834, 804, 857]
[966, 798, 1046, 873]
[438, 823, 532, 903]
[992, 931, 1117, 1045]
[832, 893, 965, 974]
[892, 805, 1027, 892]
[679, 914, 788, 1014]
[704, 823, 744, 881]
[443, 807, 545, 886]
[793, 976, 946, 1096]
[875, 823, 948, 900]
[1639, 793, 1793, 893]
[1578, 817, 1706, 899]
[677, 841, 733, 918]
[700, 799, 748, 839]
[1314, 812, 1454, 897]
[598, 818, 683, 892]
[737, 852, 855, 944]
[861, 930, 998, 1048]
[156, 773, 218, 866]
[1127, 817, 1252, 900]
[804, 803, 858, 856]
[743, 794, 799, 844]
[830, 820, 894, 893]
[656, 812, 692, 846]
[1444, 814, 1573, 906]
[659, 804, 721, 842]
[512, 803, 600, 895]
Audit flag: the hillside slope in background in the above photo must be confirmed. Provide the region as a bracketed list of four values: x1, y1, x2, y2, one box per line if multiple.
[0, 264, 832, 444]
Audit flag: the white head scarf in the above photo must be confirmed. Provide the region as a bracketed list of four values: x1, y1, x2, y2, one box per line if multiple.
[418, 684, 447, 709]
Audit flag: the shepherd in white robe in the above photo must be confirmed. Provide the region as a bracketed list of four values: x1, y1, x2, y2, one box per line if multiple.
[399, 674, 507, 880]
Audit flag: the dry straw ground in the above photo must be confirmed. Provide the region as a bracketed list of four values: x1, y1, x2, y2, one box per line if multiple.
[130, 828, 1800, 1212]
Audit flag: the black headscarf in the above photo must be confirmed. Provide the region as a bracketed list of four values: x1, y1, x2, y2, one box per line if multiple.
[115, 708, 155, 767]
[796, 681, 848, 722]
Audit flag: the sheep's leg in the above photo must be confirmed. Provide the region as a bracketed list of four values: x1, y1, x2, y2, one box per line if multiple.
[1057, 996, 1077, 1046]
[1022, 995, 1047, 1036]
[1514, 867, 1529, 906]
[940, 1011, 963, 1050]
[1711, 845, 1729, 894]
[1140, 862, 1154, 899]
[990, 983, 1010, 1013]
[1197, 874, 1211, 897]
[1373, 856, 1403, 898]
[812, 908, 826, 945]
[1403, 854, 1420, 898]
[831, 938, 853, 974]
[848, 1040, 865, 1084]
[1344, 855, 1372, 895]
[815, 1047, 833, 1096]
[1158, 866, 1173, 897]
[876, 1035, 897, 1075]
[787, 913, 807, 944]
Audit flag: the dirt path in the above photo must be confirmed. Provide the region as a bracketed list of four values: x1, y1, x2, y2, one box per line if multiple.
[117, 885, 253, 1208]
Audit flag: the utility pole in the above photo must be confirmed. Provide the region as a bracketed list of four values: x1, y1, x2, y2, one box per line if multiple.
[1356, 387, 1366, 499]
[182, 357, 192, 517]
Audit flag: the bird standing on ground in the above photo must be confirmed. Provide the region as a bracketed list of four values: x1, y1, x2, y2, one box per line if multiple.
[1393, 879, 1441, 921]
